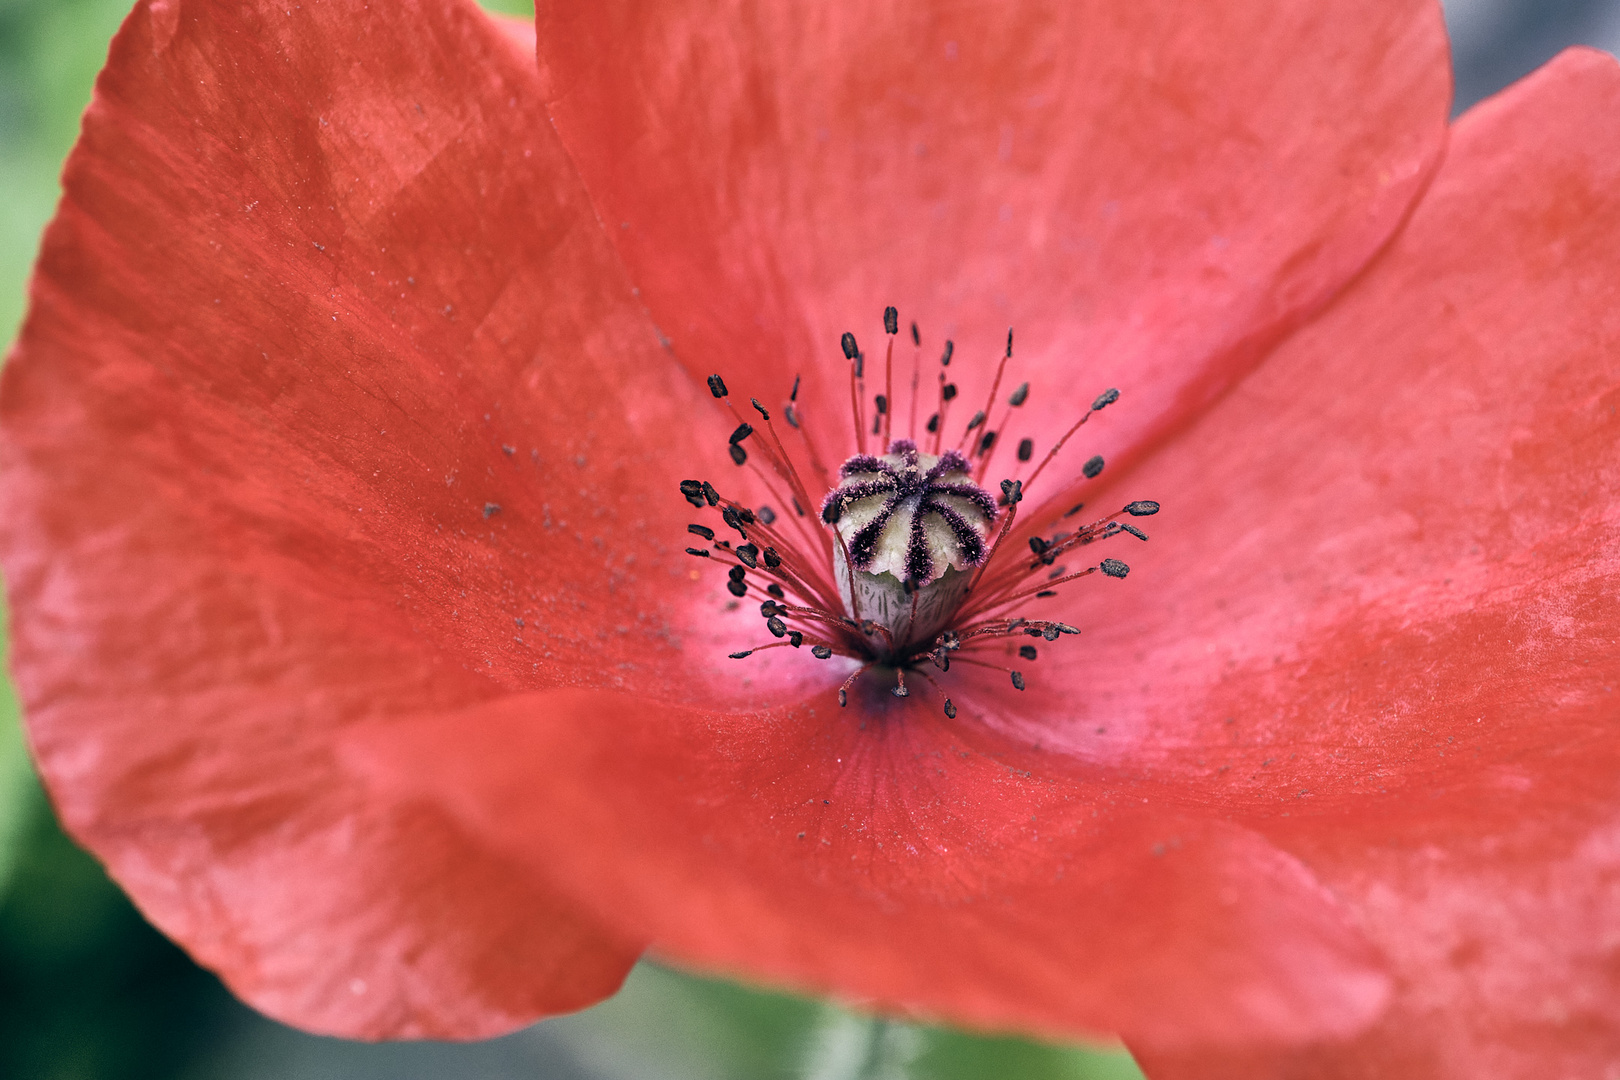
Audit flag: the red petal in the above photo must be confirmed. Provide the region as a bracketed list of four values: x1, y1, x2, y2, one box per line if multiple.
[0, 0, 760, 1038]
[1063, 49, 1620, 1074]
[534, 0, 1450, 478]
[350, 687, 1391, 1046]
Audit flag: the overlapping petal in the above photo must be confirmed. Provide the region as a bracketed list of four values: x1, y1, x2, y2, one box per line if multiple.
[533, 0, 1452, 493]
[350, 687, 1390, 1048]
[0, 0, 780, 1037]
[1058, 48, 1620, 1076]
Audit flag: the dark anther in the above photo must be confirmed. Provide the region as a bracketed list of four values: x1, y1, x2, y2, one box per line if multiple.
[1017, 438, 1034, 462]
[1024, 627, 1043, 637]
[1121, 523, 1149, 541]
[910, 321, 920, 346]
[999, 478, 1024, 505]
[932, 647, 950, 671]
[727, 578, 748, 597]
[790, 375, 801, 401]
[940, 340, 954, 366]
[766, 583, 785, 599]
[1083, 455, 1105, 479]
[966, 410, 985, 430]
[685, 547, 711, 558]
[701, 481, 720, 506]
[722, 506, 743, 531]
[680, 479, 703, 498]
[767, 616, 787, 638]
[822, 500, 842, 524]
[763, 547, 782, 568]
[1019, 645, 1038, 661]
[736, 544, 759, 568]
[812, 645, 833, 659]
[737, 507, 756, 524]
[785, 404, 801, 429]
[884, 306, 899, 334]
[927, 413, 940, 433]
[1028, 536, 1049, 555]
[1011, 670, 1026, 690]
[841, 332, 859, 360]
[483, 503, 501, 518]
[943, 698, 957, 719]
[1042, 625, 1061, 641]
[942, 384, 958, 402]
[730, 443, 748, 465]
[760, 600, 781, 617]
[941, 630, 961, 650]
[729, 650, 753, 659]
[875, 394, 888, 415]
[1100, 558, 1130, 578]
[728, 565, 746, 582]
[1036, 589, 1058, 598]
[759, 505, 777, 524]
[979, 430, 996, 454]
[839, 688, 848, 707]
[1125, 500, 1160, 516]
[708, 374, 728, 398]
[788, 631, 803, 647]
[1005, 328, 1014, 357]
[688, 524, 715, 540]
[1009, 382, 1029, 407]
[729, 423, 753, 444]
[1056, 623, 1080, 635]
[1092, 387, 1120, 411]
[750, 398, 770, 420]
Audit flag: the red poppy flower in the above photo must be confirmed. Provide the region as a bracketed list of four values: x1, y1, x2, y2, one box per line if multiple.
[3, 0, 1618, 1074]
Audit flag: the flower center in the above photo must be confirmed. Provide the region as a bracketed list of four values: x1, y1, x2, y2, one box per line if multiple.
[676, 306, 1159, 715]
[822, 441, 994, 653]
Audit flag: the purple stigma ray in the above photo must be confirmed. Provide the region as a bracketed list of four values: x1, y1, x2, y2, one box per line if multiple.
[826, 441, 997, 584]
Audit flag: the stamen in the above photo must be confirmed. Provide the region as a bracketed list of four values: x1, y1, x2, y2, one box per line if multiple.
[908, 321, 921, 440]
[678, 316, 1155, 701]
[882, 306, 898, 446]
[837, 663, 871, 707]
[958, 328, 1013, 458]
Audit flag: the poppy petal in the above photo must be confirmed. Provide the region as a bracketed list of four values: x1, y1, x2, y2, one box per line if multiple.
[349, 686, 1391, 1047]
[0, 0, 764, 1038]
[1063, 48, 1620, 1073]
[533, 0, 1451, 478]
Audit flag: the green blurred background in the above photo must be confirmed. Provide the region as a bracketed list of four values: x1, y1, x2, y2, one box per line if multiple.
[0, 0, 1614, 1076]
